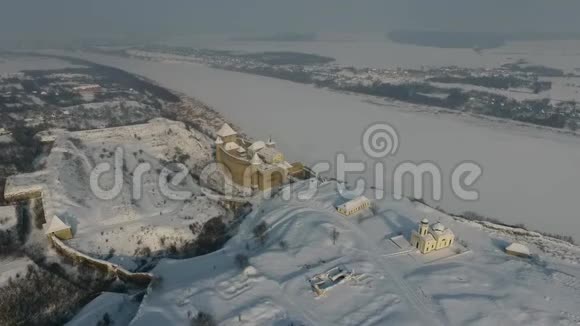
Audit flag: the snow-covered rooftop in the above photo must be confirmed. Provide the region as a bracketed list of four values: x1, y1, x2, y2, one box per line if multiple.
[216, 123, 237, 138]
[248, 140, 266, 153]
[224, 142, 240, 151]
[506, 242, 531, 256]
[45, 215, 70, 234]
[257, 146, 283, 163]
[251, 153, 263, 165]
[431, 222, 445, 232]
[337, 195, 370, 212]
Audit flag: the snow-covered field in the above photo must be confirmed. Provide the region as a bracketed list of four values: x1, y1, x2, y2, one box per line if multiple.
[0, 205, 17, 231]
[66, 292, 140, 326]
[59, 51, 580, 242]
[126, 180, 580, 325]
[5, 118, 226, 260]
[0, 256, 33, 286]
[0, 55, 85, 74]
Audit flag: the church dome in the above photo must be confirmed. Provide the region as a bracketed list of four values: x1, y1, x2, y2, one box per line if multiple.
[432, 222, 445, 232]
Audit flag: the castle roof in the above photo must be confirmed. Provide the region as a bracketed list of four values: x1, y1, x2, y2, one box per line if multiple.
[421, 218, 429, 224]
[217, 123, 237, 138]
[251, 153, 263, 165]
[431, 226, 454, 240]
[257, 146, 283, 163]
[277, 161, 293, 169]
[224, 142, 240, 151]
[45, 215, 70, 234]
[248, 141, 266, 153]
[215, 136, 223, 145]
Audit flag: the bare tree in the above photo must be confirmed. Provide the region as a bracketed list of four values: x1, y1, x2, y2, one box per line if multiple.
[234, 253, 249, 269]
[331, 228, 340, 245]
[279, 240, 288, 250]
[253, 222, 268, 245]
[191, 312, 217, 326]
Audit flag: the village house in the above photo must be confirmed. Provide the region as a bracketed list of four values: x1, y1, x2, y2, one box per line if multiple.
[505, 242, 531, 258]
[336, 196, 371, 216]
[73, 84, 103, 93]
[410, 218, 455, 254]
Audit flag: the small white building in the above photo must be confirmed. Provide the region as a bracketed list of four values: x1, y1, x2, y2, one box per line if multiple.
[336, 196, 371, 216]
[505, 242, 530, 258]
[44, 215, 73, 240]
[73, 84, 102, 93]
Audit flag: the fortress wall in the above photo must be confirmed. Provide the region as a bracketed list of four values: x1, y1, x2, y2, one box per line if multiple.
[3, 188, 43, 202]
[49, 234, 153, 286]
[257, 167, 286, 190]
[217, 146, 253, 187]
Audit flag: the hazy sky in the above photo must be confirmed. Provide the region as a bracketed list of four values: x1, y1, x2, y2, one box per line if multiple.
[1, 0, 580, 41]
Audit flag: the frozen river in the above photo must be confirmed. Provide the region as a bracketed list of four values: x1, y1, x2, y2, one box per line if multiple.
[66, 51, 580, 241]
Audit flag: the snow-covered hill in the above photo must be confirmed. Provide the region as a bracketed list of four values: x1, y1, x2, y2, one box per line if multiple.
[5, 118, 226, 263]
[125, 180, 580, 325]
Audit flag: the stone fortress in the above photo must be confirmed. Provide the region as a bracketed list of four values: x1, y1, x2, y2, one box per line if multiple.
[214, 123, 305, 191]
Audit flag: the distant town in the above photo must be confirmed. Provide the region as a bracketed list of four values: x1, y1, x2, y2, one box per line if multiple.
[118, 45, 580, 131]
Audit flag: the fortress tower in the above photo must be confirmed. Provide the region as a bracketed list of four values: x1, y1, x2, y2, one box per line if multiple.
[216, 123, 237, 143]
